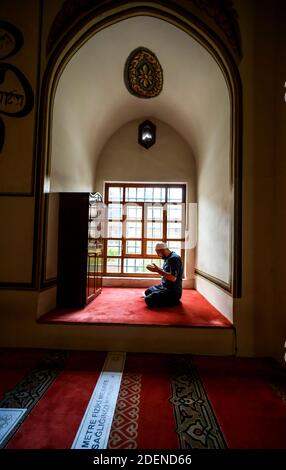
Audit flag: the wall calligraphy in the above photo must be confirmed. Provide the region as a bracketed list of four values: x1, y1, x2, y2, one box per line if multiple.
[0, 21, 34, 152]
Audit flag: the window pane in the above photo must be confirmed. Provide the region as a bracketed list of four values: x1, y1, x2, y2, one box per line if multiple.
[123, 258, 144, 273]
[153, 187, 165, 202]
[123, 258, 163, 273]
[167, 204, 182, 221]
[108, 221, 122, 238]
[126, 221, 142, 238]
[125, 187, 137, 201]
[107, 240, 122, 256]
[137, 187, 145, 201]
[104, 184, 185, 276]
[108, 204, 122, 220]
[125, 187, 166, 202]
[146, 221, 162, 238]
[167, 187, 183, 202]
[106, 257, 121, 273]
[148, 240, 179, 255]
[144, 187, 153, 202]
[167, 222, 182, 239]
[167, 241, 181, 256]
[108, 187, 123, 201]
[147, 240, 157, 255]
[147, 205, 163, 220]
[97, 257, 103, 273]
[87, 254, 95, 274]
[126, 204, 142, 220]
[126, 240, 142, 254]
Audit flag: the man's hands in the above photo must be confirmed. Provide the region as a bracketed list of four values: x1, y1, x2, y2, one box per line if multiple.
[146, 263, 161, 273]
[147, 263, 176, 282]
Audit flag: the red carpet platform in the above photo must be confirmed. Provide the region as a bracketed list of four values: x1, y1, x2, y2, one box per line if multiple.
[39, 288, 231, 327]
[2, 350, 286, 449]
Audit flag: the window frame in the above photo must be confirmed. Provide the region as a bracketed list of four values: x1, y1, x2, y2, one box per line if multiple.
[103, 182, 186, 277]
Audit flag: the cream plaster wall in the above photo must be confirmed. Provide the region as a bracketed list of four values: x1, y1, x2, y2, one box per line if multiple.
[37, 286, 57, 319]
[0, 196, 35, 284]
[273, 0, 286, 364]
[248, 0, 275, 358]
[196, 102, 231, 284]
[195, 276, 233, 322]
[232, 0, 256, 357]
[0, 0, 39, 193]
[0, 0, 39, 289]
[50, 15, 229, 195]
[95, 118, 196, 286]
[233, 0, 286, 362]
[95, 119, 196, 200]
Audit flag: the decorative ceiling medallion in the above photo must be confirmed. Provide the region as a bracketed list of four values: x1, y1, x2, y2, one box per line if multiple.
[124, 47, 163, 99]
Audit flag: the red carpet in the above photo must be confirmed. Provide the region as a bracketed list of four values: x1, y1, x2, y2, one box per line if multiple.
[7, 351, 106, 449]
[39, 288, 231, 327]
[0, 348, 45, 401]
[3, 350, 286, 449]
[108, 353, 179, 449]
[193, 356, 286, 448]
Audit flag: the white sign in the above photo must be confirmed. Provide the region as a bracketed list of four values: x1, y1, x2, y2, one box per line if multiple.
[0, 408, 27, 446]
[71, 352, 126, 449]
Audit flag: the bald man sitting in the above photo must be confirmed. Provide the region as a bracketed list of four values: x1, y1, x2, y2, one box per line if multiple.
[144, 242, 183, 308]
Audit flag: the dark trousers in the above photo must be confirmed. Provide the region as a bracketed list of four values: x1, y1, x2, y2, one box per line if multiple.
[144, 285, 181, 308]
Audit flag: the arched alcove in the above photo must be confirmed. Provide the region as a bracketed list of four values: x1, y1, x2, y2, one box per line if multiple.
[39, 3, 242, 325]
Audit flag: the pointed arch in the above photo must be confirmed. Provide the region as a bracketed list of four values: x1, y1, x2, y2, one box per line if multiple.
[36, 2, 242, 297]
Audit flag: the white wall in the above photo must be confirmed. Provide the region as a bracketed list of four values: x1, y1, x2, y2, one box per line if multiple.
[196, 275, 233, 322]
[0, 198, 35, 283]
[95, 119, 196, 199]
[49, 15, 230, 197]
[95, 118, 196, 286]
[195, 86, 231, 285]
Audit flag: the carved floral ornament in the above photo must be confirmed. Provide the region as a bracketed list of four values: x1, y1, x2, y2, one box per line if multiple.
[124, 47, 163, 99]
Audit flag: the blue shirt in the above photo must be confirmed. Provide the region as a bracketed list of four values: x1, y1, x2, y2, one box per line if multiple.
[161, 251, 183, 296]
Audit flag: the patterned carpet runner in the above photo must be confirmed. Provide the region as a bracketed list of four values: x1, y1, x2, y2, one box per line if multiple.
[169, 356, 226, 449]
[0, 350, 68, 448]
[107, 355, 226, 449]
[108, 372, 142, 449]
[1, 350, 285, 449]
